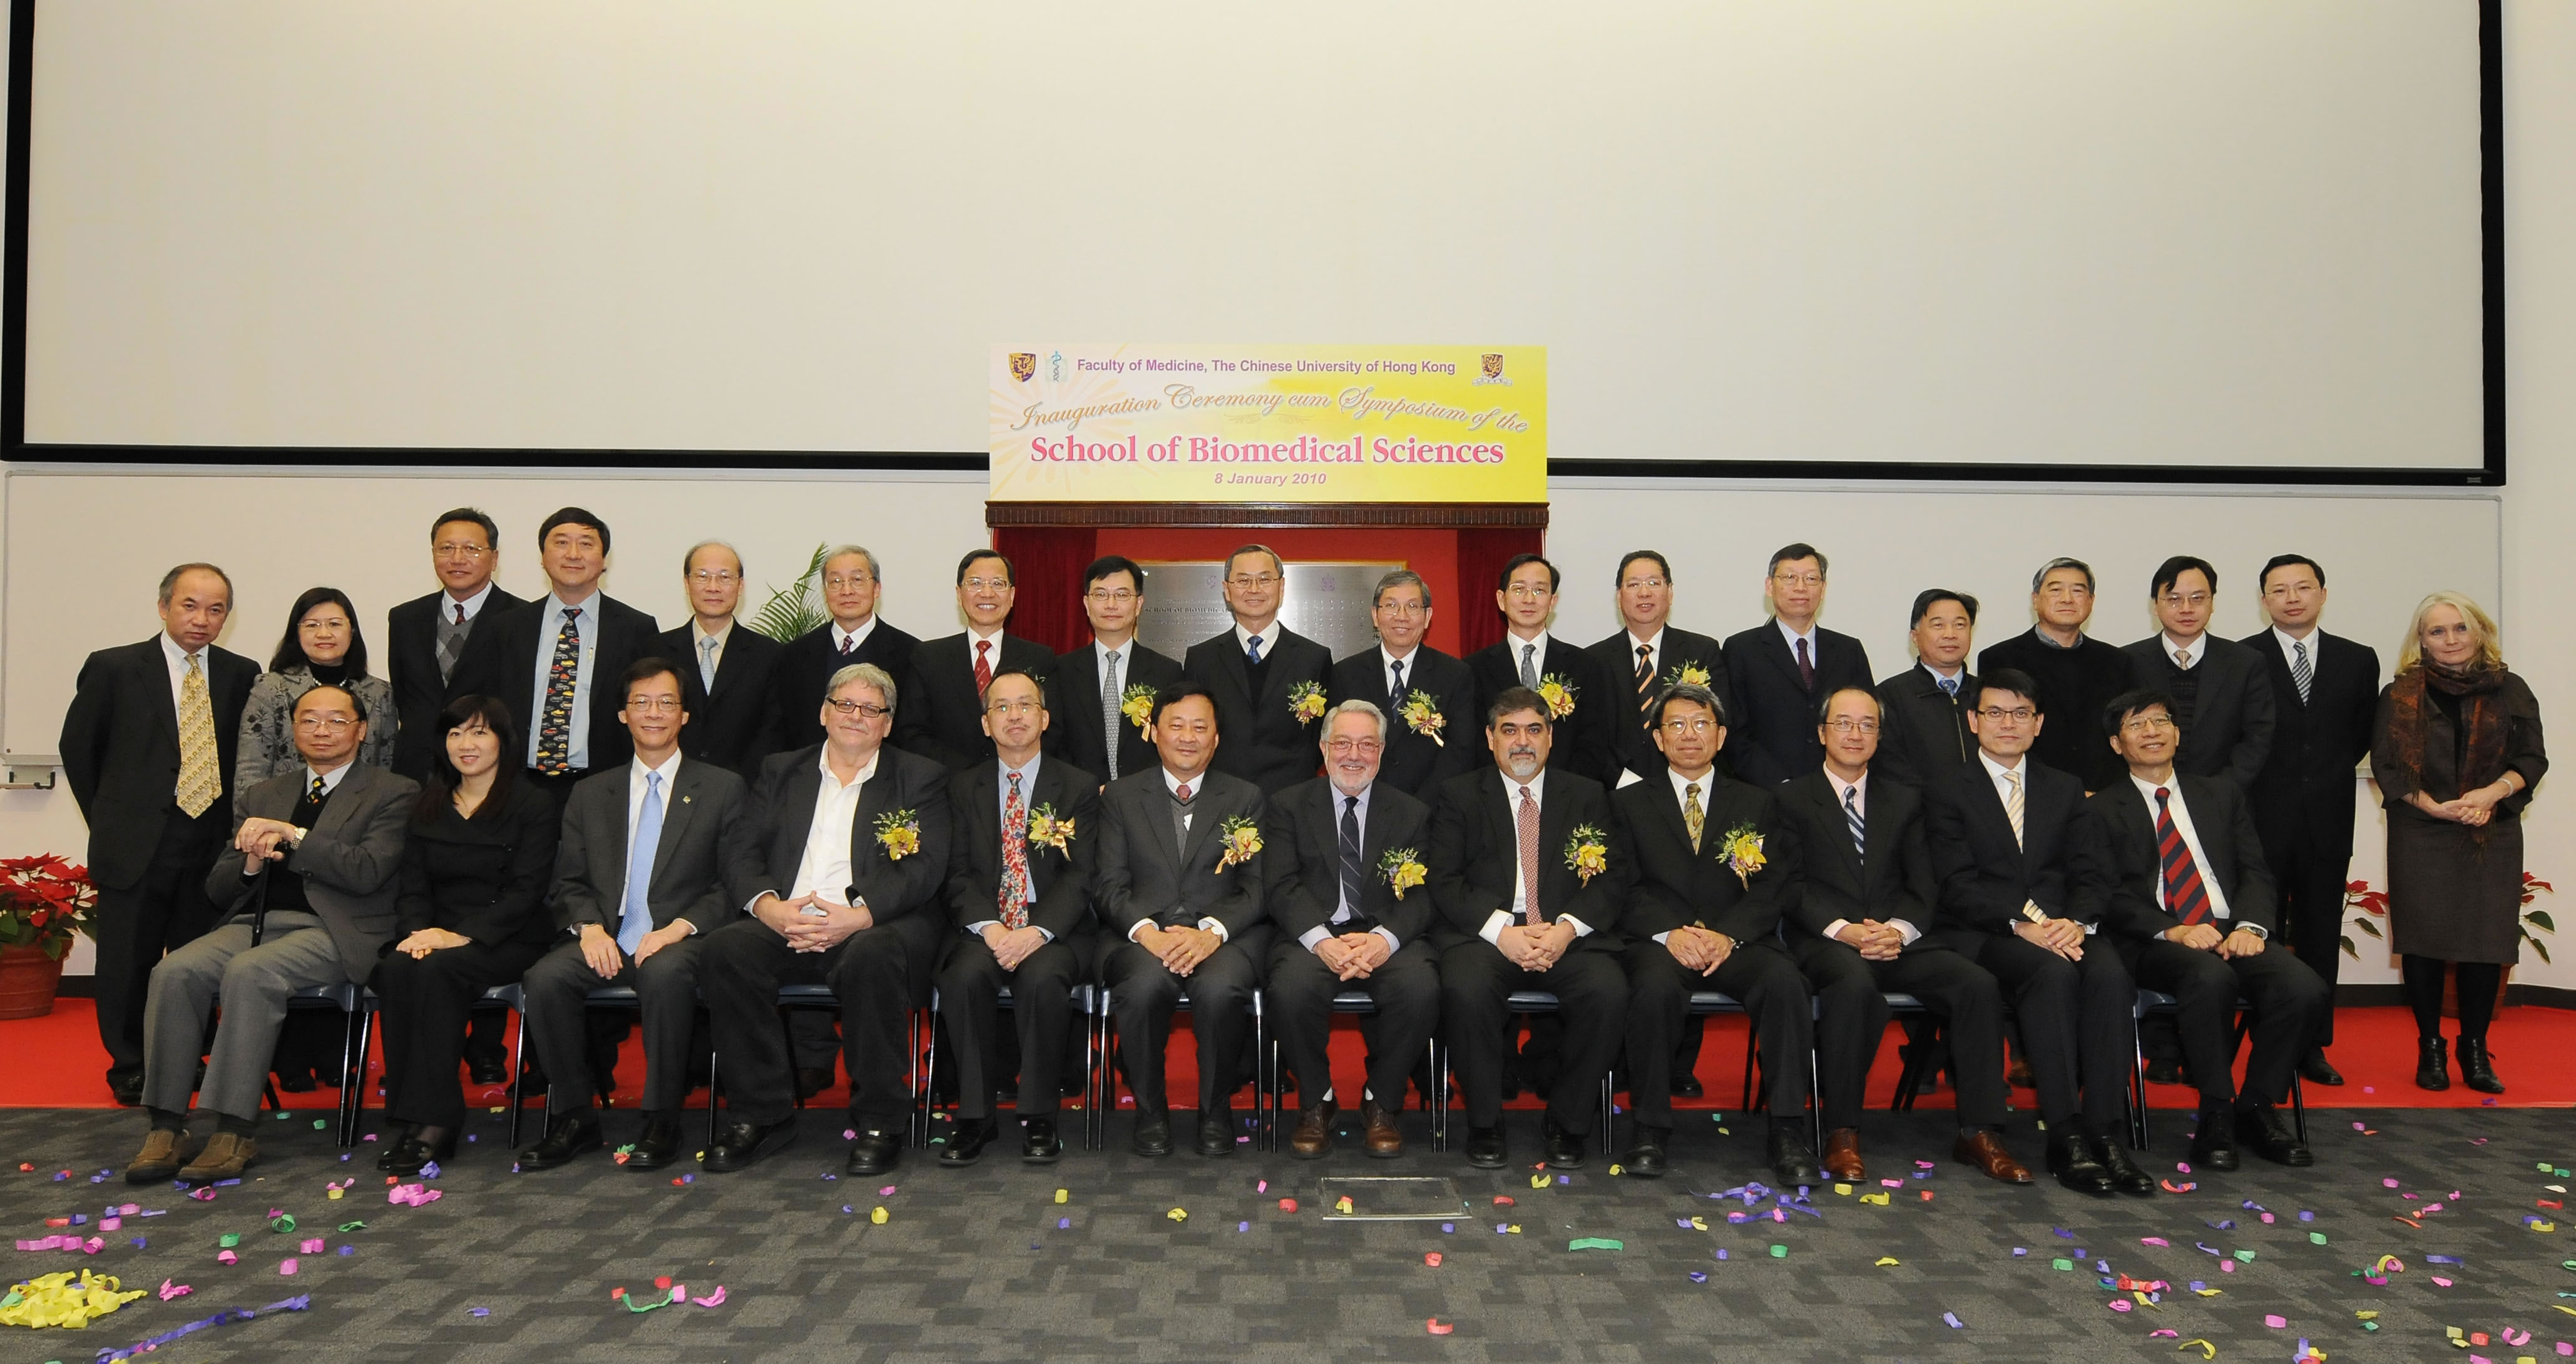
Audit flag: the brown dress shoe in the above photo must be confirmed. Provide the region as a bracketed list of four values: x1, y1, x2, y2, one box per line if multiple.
[1361, 1101, 1403, 1159]
[1290, 1101, 1336, 1159]
[177, 1132, 257, 1183]
[1953, 1129, 2033, 1184]
[125, 1129, 198, 1185]
[1821, 1127, 1865, 1183]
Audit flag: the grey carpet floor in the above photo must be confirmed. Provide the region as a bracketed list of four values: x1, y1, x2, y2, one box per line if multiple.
[1, 1104, 2570, 1363]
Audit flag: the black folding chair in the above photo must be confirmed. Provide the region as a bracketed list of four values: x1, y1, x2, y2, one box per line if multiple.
[2129, 989, 2308, 1149]
[1090, 984, 1267, 1151]
[1257, 989, 1441, 1152]
[1429, 991, 1615, 1154]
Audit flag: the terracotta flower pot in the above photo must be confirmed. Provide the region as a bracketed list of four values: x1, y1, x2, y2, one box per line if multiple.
[0, 944, 66, 1020]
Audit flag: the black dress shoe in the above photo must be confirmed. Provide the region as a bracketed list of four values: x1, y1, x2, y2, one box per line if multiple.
[846, 1126, 901, 1176]
[2047, 1131, 2113, 1196]
[1197, 1109, 1237, 1158]
[2297, 1052, 2344, 1086]
[275, 1069, 318, 1094]
[1132, 1112, 1173, 1159]
[380, 1132, 456, 1179]
[939, 1119, 997, 1167]
[2187, 1116, 2239, 1172]
[2093, 1136, 2158, 1197]
[2458, 1038, 2506, 1094]
[1464, 1126, 1507, 1169]
[626, 1115, 683, 1170]
[468, 1059, 509, 1087]
[374, 1124, 421, 1173]
[108, 1073, 145, 1107]
[1620, 1126, 1670, 1179]
[1766, 1126, 1822, 1189]
[516, 1114, 603, 1171]
[1542, 1117, 1585, 1169]
[2234, 1105, 2313, 1166]
[2416, 1036, 2451, 1091]
[703, 1118, 798, 1173]
[1021, 1117, 1064, 1164]
[1671, 1075, 1704, 1098]
[2143, 1057, 2185, 1086]
[796, 1067, 836, 1101]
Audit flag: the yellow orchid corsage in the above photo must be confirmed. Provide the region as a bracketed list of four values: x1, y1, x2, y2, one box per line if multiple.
[1536, 673, 1578, 721]
[1661, 663, 1714, 690]
[1379, 847, 1428, 900]
[1287, 679, 1327, 726]
[1120, 683, 1158, 737]
[1025, 803, 1075, 854]
[874, 809, 922, 861]
[1215, 814, 1263, 872]
[1563, 823, 1610, 885]
[1718, 822, 1766, 888]
[1398, 689, 1446, 746]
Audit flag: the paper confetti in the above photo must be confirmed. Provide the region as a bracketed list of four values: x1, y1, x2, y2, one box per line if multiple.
[1569, 1238, 1623, 1252]
[1942, 1312, 1965, 1328]
[1426, 1318, 1454, 1335]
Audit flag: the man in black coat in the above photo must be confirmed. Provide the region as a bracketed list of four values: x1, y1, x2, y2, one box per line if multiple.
[1610, 682, 1818, 1186]
[2119, 556, 2274, 790]
[1586, 551, 1737, 786]
[899, 549, 1055, 774]
[1874, 589, 1981, 793]
[1182, 545, 1333, 794]
[773, 545, 923, 755]
[2238, 554, 2378, 1084]
[1429, 686, 1628, 1172]
[446, 508, 660, 801]
[1046, 555, 1185, 786]
[654, 541, 785, 775]
[1924, 668, 2149, 1198]
[60, 564, 260, 1104]
[1777, 687, 2030, 1186]
[1722, 543, 1872, 785]
[1262, 700, 1439, 1159]
[1329, 569, 1478, 801]
[387, 507, 524, 780]
[2080, 690, 2328, 1169]
[1979, 557, 2139, 793]
[1464, 554, 1617, 786]
[930, 669, 1098, 1166]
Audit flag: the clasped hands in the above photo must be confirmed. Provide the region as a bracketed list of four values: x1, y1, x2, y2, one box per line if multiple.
[2010, 911, 2087, 960]
[234, 816, 301, 873]
[1831, 920, 1907, 961]
[983, 923, 1049, 971]
[575, 919, 691, 978]
[1497, 920, 1577, 971]
[394, 927, 471, 959]
[1134, 922, 1222, 977]
[1314, 931, 1392, 982]
[754, 892, 871, 954]
[2416, 784, 2507, 828]
[2162, 921, 2266, 959]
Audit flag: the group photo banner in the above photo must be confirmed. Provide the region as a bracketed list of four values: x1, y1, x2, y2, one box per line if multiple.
[988, 344, 1548, 503]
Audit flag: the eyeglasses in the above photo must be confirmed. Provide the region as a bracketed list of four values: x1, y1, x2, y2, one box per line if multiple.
[824, 574, 876, 589]
[1503, 584, 1553, 601]
[1660, 717, 1719, 735]
[1976, 706, 2037, 723]
[432, 542, 489, 560]
[984, 699, 1043, 716]
[1771, 572, 1824, 589]
[825, 699, 891, 720]
[623, 698, 684, 715]
[1375, 600, 1428, 617]
[1622, 576, 1669, 591]
[961, 576, 1012, 592]
[688, 569, 739, 585]
[292, 716, 357, 732]
[1226, 573, 1281, 589]
[298, 617, 350, 631]
[1084, 589, 1138, 604]
[1825, 718, 1879, 735]
[2158, 593, 2212, 609]
[1325, 738, 1384, 756]
[2120, 715, 2177, 734]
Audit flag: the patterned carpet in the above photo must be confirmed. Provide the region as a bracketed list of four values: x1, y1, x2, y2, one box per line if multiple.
[3, 1104, 2570, 1363]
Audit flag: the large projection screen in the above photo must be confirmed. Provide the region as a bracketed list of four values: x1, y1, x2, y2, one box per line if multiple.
[18, 1, 2486, 477]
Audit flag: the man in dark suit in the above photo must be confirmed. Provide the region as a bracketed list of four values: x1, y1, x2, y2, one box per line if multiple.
[387, 508, 525, 780]
[699, 661, 954, 1176]
[1328, 569, 1478, 801]
[899, 549, 1054, 773]
[1464, 554, 1617, 786]
[1429, 686, 1628, 1171]
[1979, 557, 2140, 793]
[774, 545, 923, 755]
[61, 563, 260, 1106]
[1924, 668, 2149, 1198]
[514, 660, 752, 1174]
[931, 669, 1098, 1166]
[1722, 543, 1873, 785]
[1874, 589, 1980, 793]
[1587, 551, 1737, 786]
[1610, 682, 1818, 1185]
[121, 685, 414, 1184]
[447, 507, 660, 802]
[2080, 690, 2328, 1169]
[1095, 684, 1274, 1159]
[1183, 544, 1334, 794]
[1046, 556, 1185, 786]
[2119, 556, 2275, 790]
[1263, 700, 1439, 1159]
[1778, 687, 2030, 1186]
[655, 540, 785, 775]
[2239, 554, 2378, 1085]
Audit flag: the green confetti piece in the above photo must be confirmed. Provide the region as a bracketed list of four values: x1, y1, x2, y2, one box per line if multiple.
[623, 1289, 673, 1313]
[1769, 1244, 1787, 1258]
[337, 1221, 367, 1233]
[2052, 1258, 2075, 1271]
[270, 1214, 296, 1234]
[2309, 1232, 2328, 1244]
[313, 1119, 329, 1131]
[2232, 1249, 2255, 1263]
[217, 1233, 240, 1248]
[1568, 1238, 1624, 1252]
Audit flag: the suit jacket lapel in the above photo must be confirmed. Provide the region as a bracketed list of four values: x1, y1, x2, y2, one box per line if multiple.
[650, 765, 698, 885]
[147, 641, 183, 746]
[1211, 636, 1253, 707]
[966, 765, 1001, 873]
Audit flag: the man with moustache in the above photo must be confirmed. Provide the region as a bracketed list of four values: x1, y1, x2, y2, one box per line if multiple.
[1978, 558, 2137, 794]
[1046, 556, 1185, 786]
[1722, 544, 1872, 786]
[1874, 589, 1981, 794]
[1587, 551, 1736, 787]
[1183, 546, 1335, 794]
[388, 508, 524, 781]
[774, 545, 923, 755]
[1327, 569, 1478, 801]
[654, 540, 785, 775]
[1464, 554, 1617, 786]
[899, 550, 1055, 774]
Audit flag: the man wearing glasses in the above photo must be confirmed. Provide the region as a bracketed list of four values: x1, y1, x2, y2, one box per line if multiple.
[1183, 544, 1335, 793]
[389, 508, 523, 781]
[1327, 569, 1478, 800]
[700, 662, 952, 1176]
[899, 550, 1055, 773]
[653, 541, 785, 775]
[2119, 557, 2276, 791]
[774, 545, 922, 755]
[1721, 543, 1873, 786]
[1046, 556, 1185, 786]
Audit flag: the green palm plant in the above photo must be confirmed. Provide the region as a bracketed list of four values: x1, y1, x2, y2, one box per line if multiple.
[745, 542, 831, 643]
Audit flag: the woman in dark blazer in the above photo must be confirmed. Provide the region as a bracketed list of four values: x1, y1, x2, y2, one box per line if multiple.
[2372, 592, 2547, 1095]
[371, 696, 560, 1174]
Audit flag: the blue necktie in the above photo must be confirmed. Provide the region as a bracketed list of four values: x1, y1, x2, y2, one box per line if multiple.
[1246, 634, 1264, 666]
[618, 771, 663, 956]
[1938, 674, 1959, 698]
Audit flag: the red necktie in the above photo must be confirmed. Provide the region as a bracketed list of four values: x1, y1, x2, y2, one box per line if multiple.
[1516, 784, 1542, 925]
[974, 639, 994, 695]
[2154, 787, 2212, 925]
[998, 771, 1030, 930]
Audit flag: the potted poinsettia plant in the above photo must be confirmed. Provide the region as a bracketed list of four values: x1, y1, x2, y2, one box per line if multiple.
[2345, 874, 2555, 1016]
[0, 855, 100, 1019]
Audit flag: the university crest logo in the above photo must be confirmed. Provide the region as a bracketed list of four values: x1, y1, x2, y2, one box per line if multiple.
[1009, 352, 1036, 383]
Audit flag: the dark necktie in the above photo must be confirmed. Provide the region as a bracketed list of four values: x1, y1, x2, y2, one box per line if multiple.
[1516, 784, 1541, 925]
[974, 639, 994, 695]
[1389, 657, 1404, 698]
[1170, 780, 1194, 860]
[839, 633, 854, 658]
[1245, 635, 1264, 666]
[2154, 787, 2213, 925]
[1100, 649, 1122, 781]
[1795, 635, 1815, 691]
[1634, 643, 1655, 724]
[309, 773, 327, 803]
[1519, 643, 1540, 691]
[2291, 639, 2313, 705]
[534, 607, 582, 775]
[1337, 794, 1366, 926]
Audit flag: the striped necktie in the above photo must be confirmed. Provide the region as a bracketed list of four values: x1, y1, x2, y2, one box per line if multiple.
[2154, 787, 2213, 925]
[1516, 784, 1543, 924]
[2291, 639, 2313, 705]
[2001, 769, 2025, 848]
[1634, 644, 1655, 724]
[1844, 785, 1866, 858]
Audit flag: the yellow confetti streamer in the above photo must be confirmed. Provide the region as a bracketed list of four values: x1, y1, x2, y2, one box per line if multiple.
[870, 1207, 889, 1225]
[1833, 1183, 1853, 1196]
[1531, 1174, 1551, 1190]
[1607, 1164, 1624, 1176]
[1167, 1208, 1188, 1223]
[1859, 1193, 1891, 1206]
[1873, 1257, 1899, 1267]
[1054, 1189, 1069, 1204]
[0, 1270, 147, 1328]
[2177, 1340, 2216, 1360]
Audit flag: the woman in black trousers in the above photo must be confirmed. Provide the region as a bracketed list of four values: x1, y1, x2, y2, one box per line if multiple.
[2373, 592, 2547, 1095]
[372, 696, 560, 1174]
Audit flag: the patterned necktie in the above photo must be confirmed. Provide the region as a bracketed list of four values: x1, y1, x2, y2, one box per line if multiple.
[308, 773, 326, 803]
[1245, 635, 1263, 666]
[1844, 785, 1866, 858]
[1100, 649, 1122, 781]
[1938, 673, 1959, 698]
[974, 639, 994, 695]
[1796, 636, 1815, 691]
[998, 770, 1031, 930]
[698, 635, 719, 693]
[2001, 768, 2025, 849]
[618, 770, 663, 956]
[1519, 643, 1539, 691]
[1516, 783, 1542, 925]
[174, 653, 220, 818]
[2154, 786, 2213, 925]
[2174, 646, 2192, 669]
[436, 603, 469, 683]
[534, 607, 582, 775]
[1171, 780, 1193, 854]
[2291, 640, 2313, 705]
[838, 631, 854, 657]
[1337, 794, 1366, 925]
[1635, 644, 1655, 723]
[1682, 780, 1704, 853]
[1389, 657, 1404, 698]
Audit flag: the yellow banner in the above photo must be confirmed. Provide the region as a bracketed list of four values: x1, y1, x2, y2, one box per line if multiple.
[988, 344, 1546, 502]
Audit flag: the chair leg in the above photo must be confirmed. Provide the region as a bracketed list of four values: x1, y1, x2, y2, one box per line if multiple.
[341, 1004, 373, 1148]
[506, 1007, 528, 1150]
[911, 1007, 931, 1149]
[704, 1051, 722, 1151]
[2288, 1072, 2308, 1144]
[1598, 1073, 1615, 1155]
[1252, 997, 1268, 1153]
[1432, 1040, 1449, 1154]
[1739, 1022, 1759, 1112]
[2128, 1018, 2150, 1151]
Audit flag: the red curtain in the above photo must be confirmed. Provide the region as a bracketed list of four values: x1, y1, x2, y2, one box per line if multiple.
[994, 525, 1098, 654]
[1455, 526, 1545, 657]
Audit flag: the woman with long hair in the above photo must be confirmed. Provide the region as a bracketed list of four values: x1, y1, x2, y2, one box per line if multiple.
[2371, 592, 2547, 1094]
[235, 587, 396, 786]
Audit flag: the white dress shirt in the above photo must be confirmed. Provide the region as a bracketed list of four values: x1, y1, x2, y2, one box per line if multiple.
[966, 754, 1053, 940]
[1627, 627, 1666, 680]
[1817, 766, 1919, 945]
[1775, 619, 1819, 658]
[1297, 783, 1404, 955]
[965, 624, 1008, 665]
[160, 631, 210, 715]
[527, 590, 601, 770]
[1379, 643, 1421, 697]
[1127, 766, 1233, 944]
[787, 748, 876, 905]
[1976, 748, 2080, 929]
[2127, 771, 2247, 929]
[1479, 769, 1595, 946]
[692, 619, 734, 677]
[623, 750, 694, 934]
[831, 618, 879, 653]
[1650, 764, 1715, 945]
[281, 760, 354, 846]
[442, 581, 498, 622]
[1234, 621, 1280, 659]
[2269, 626, 2318, 676]
[1095, 637, 1135, 694]
[2161, 631, 2207, 668]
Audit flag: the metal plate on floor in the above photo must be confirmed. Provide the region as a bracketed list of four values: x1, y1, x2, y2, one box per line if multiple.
[1315, 1176, 1471, 1221]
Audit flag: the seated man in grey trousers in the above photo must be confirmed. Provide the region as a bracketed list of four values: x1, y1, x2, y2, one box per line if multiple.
[124, 684, 414, 1184]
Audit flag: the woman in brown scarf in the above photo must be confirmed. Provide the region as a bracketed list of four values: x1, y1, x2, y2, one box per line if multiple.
[2371, 592, 2547, 1094]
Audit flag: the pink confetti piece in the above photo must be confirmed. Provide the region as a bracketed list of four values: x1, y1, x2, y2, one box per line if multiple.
[157, 1279, 192, 1300]
[216, 1251, 237, 1265]
[695, 1286, 726, 1308]
[279, 1258, 299, 1275]
[1426, 1318, 1454, 1335]
[188, 1188, 218, 1201]
[2264, 1315, 2287, 1328]
[2140, 1237, 2170, 1247]
[2431, 1276, 2454, 1286]
[2108, 1300, 2133, 1313]
[879, 1186, 897, 1196]
[298, 1238, 324, 1254]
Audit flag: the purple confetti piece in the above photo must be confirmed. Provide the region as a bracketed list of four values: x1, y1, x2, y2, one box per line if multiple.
[471, 1307, 490, 1317]
[1057, 1218, 1070, 1229]
[1942, 1312, 1965, 1329]
[1689, 1271, 1709, 1283]
[419, 1161, 442, 1179]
